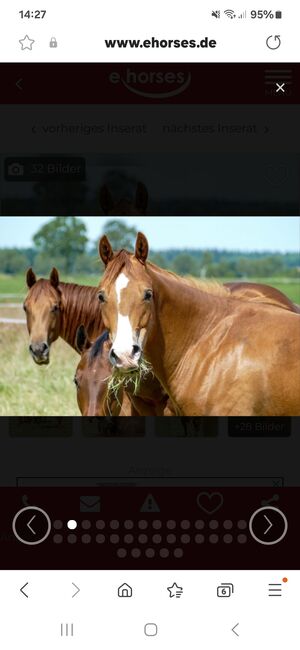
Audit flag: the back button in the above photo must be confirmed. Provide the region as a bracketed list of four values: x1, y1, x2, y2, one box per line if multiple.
[12, 506, 51, 545]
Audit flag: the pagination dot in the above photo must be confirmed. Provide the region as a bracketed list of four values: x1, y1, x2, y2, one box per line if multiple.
[67, 519, 77, 530]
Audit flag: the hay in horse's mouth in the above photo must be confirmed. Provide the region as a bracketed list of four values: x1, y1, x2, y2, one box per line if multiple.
[106, 357, 153, 403]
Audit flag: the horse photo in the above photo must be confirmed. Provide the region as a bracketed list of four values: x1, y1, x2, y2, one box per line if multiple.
[1, 215, 299, 418]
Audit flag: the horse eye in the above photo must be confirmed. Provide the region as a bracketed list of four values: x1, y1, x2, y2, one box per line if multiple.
[23, 304, 27, 312]
[98, 291, 105, 303]
[74, 376, 79, 389]
[144, 290, 153, 301]
[51, 304, 59, 313]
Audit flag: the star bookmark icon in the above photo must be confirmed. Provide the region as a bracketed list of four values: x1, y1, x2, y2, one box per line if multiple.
[167, 582, 183, 598]
[19, 35, 35, 50]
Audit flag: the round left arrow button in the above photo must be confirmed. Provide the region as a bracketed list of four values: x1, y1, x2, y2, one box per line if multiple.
[12, 506, 51, 545]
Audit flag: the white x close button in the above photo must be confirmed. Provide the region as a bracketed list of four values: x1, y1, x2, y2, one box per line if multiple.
[276, 82, 286, 93]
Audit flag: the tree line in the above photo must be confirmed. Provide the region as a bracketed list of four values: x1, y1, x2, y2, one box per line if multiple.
[0, 217, 299, 278]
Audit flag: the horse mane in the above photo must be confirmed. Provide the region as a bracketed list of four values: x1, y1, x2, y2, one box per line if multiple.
[147, 263, 297, 310]
[147, 262, 231, 297]
[59, 282, 103, 344]
[100, 249, 297, 311]
[89, 330, 110, 363]
[102, 250, 229, 296]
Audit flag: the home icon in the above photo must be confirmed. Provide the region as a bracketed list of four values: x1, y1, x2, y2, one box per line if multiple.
[118, 583, 133, 598]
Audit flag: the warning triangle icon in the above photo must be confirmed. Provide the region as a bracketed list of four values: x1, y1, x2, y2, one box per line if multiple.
[140, 493, 160, 513]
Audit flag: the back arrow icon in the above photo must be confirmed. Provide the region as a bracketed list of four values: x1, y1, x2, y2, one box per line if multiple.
[26, 515, 36, 535]
[264, 515, 273, 535]
[72, 583, 80, 598]
[16, 78, 23, 91]
[232, 623, 239, 637]
[20, 582, 29, 598]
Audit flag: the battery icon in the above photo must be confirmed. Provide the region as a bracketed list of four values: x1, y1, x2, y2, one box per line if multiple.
[275, 10, 282, 18]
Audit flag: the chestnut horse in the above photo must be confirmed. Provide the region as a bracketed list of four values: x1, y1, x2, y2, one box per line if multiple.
[74, 325, 170, 416]
[97, 233, 300, 416]
[23, 268, 168, 415]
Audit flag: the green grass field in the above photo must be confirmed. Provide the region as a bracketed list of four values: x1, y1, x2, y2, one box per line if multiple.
[0, 273, 299, 415]
[0, 323, 79, 416]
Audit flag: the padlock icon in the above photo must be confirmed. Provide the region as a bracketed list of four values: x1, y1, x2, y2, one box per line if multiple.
[49, 37, 57, 48]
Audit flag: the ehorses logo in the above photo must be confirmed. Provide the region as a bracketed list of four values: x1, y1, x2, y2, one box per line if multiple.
[109, 67, 192, 98]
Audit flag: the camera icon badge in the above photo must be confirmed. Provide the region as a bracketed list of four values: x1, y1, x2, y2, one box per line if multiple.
[7, 162, 25, 177]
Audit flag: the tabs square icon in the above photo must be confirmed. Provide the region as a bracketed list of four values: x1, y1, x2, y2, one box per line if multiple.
[144, 624, 158, 637]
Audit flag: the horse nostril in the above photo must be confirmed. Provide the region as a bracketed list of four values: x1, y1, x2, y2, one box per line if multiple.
[29, 342, 49, 355]
[132, 344, 141, 356]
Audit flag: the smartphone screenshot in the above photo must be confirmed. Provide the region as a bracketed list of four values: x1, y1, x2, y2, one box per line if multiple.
[0, 1, 299, 647]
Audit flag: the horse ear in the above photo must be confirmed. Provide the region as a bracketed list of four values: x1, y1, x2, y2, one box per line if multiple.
[135, 182, 148, 214]
[99, 185, 114, 215]
[76, 325, 92, 353]
[135, 232, 149, 263]
[50, 268, 60, 289]
[26, 268, 37, 288]
[99, 235, 114, 266]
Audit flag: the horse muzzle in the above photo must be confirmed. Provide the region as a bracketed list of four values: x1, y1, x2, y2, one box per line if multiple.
[109, 344, 141, 371]
[29, 342, 50, 365]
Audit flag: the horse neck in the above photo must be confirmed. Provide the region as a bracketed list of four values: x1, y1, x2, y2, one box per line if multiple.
[59, 282, 103, 350]
[145, 266, 223, 377]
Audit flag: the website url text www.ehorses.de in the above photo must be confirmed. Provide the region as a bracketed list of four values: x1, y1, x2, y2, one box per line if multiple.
[104, 37, 217, 49]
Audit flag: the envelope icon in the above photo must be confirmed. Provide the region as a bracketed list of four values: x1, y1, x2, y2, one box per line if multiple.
[80, 496, 101, 512]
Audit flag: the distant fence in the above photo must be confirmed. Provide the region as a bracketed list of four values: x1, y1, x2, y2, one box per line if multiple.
[0, 318, 26, 324]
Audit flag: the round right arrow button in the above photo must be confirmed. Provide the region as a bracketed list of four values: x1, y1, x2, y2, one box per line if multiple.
[249, 506, 288, 545]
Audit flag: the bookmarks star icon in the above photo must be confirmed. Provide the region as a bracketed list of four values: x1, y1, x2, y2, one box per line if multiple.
[19, 35, 35, 50]
[167, 582, 183, 598]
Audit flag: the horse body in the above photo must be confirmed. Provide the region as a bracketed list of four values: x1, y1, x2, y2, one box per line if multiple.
[98, 234, 300, 416]
[145, 265, 300, 416]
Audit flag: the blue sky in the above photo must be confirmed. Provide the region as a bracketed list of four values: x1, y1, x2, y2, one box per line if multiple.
[0, 216, 299, 252]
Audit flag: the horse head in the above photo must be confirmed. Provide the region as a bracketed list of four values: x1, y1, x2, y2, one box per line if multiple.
[74, 326, 117, 415]
[97, 232, 153, 372]
[99, 182, 148, 215]
[24, 267, 62, 365]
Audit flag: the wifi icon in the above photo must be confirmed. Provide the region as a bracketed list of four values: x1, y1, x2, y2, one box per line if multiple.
[224, 9, 236, 18]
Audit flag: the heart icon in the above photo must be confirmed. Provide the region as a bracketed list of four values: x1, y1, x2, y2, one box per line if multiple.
[196, 492, 224, 514]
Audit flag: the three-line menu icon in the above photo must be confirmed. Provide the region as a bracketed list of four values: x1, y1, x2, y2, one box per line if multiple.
[61, 623, 74, 637]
